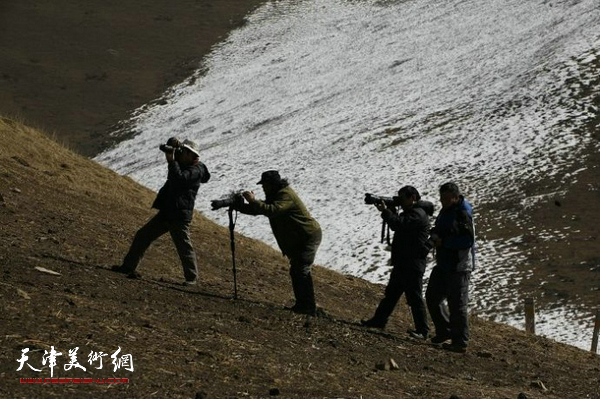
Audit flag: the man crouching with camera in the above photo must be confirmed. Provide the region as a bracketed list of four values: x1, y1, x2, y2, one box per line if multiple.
[234, 170, 322, 316]
[112, 137, 210, 285]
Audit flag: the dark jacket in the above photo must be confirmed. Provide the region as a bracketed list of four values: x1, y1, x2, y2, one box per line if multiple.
[431, 196, 475, 272]
[381, 200, 433, 273]
[237, 186, 321, 259]
[152, 160, 210, 222]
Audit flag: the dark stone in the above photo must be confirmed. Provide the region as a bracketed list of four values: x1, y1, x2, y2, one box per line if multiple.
[517, 393, 528, 399]
[269, 388, 280, 396]
[195, 391, 208, 399]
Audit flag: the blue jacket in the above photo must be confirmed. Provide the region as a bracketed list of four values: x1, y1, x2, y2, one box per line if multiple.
[431, 196, 475, 272]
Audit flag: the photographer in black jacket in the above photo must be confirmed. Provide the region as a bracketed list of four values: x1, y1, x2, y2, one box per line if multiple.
[362, 186, 433, 339]
[112, 137, 210, 285]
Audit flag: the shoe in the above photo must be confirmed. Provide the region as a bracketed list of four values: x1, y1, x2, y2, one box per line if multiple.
[442, 342, 467, 353]
[183, 279, 197, 286]
[408, 330, 429, 340]
[360, 318, 386, 329]
[285, 303, 311, 312]
[297, 308, 317, 316]
[291, 305, 317, 316]
[111, 265, 132, 274]
[126, 271, 141, 279]
[430, 334, 451, 344]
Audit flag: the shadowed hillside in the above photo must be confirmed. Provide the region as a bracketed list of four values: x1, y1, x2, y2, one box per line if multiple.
[0, 117, 599, 398]
[0, 0, 266, 157]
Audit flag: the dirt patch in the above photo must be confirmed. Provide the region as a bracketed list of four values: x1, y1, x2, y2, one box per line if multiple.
[0, 0, 266, 157]
[476, 75, 600, 316]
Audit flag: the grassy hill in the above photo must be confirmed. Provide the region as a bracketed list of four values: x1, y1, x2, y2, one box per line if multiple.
[0, 117, 598, 398]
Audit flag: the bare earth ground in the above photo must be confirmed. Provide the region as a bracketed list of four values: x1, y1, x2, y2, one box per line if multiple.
[477, 65, 600, 318]
[0, 0, 266, 157]
[1, 119, 599, 398]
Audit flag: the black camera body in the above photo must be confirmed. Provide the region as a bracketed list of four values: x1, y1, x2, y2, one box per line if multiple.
[364, 193, 399, 208]
[211, 191, 245, 210]
[365, 192, 435, 216]
[159, 137, 183, 155]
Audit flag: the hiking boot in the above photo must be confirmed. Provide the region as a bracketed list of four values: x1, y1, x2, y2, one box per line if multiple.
[442, 342, 467, 353]
[314, 307, 330, 319]
[360, 318, 386, 329]
[285, 303, 311, 312]
[296, 308, 317, 316]
[183, 279, 197, 286]
[290, 304, 317, 316]
[430, 334, 451, 344]
[110, 265, 132, 274]
[408, 330, 429, 340]
[126, 271, 142, 279]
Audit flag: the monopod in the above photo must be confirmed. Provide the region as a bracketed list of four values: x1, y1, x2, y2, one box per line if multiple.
[227, 206, 238, 299]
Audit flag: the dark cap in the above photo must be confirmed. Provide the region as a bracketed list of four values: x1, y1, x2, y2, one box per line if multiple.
[257, 170, 282, 185]
[398, 185, 421, 201]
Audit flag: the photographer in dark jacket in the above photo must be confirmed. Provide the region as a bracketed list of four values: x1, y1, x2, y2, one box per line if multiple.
[426, 182, 475, 353]
[112, 138, 210, 285]
[235, 170, 322, 316]
[362, 186, 433, 339]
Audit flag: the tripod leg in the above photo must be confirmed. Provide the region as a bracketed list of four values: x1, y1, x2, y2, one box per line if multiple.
[228, 207, 238, 299]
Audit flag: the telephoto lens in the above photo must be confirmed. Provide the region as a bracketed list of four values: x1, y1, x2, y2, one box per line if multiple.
[211, 192, 245, 210]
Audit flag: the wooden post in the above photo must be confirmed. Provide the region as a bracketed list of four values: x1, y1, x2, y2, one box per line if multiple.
[524, 298, 535, 334]
[591, 308, 600, 354]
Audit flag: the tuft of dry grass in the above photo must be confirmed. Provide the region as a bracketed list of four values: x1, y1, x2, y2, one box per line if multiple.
[0, 116, 154, 207]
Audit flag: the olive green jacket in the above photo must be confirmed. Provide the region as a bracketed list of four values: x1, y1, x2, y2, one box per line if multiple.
[237, 186, 321, 258]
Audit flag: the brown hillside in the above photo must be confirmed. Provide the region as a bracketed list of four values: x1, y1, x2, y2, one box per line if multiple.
[0, 0, 266, 157]
[0, 118, 599, 398]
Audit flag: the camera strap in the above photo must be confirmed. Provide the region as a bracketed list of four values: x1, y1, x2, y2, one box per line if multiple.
[380, 220, 391, 245]
[387, 223, 391, 245]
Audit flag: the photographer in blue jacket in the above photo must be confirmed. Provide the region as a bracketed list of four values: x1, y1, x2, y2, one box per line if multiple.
[426, 182, 475, 353]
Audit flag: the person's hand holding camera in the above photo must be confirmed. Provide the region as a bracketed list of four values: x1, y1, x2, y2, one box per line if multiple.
[165, 148, 175, 163]
[375, 201, 387, 212]
[159, 137, 181, 163]
[242, 191, 256, 203]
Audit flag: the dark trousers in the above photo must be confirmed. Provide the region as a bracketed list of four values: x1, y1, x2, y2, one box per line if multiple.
[122, 212, 198, 282]
[372, 266, 429, 334]
[288, 229, 322, 311]
[426, 266, 470, 346]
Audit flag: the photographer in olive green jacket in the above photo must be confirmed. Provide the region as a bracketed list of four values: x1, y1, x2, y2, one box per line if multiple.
[236, 170, 322, 315]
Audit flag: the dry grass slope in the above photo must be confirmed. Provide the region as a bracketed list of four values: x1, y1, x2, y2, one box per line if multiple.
[0, 118, 599, 398]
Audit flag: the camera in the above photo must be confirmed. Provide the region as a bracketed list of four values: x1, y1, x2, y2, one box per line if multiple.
[211, 191, 245, 210]
[159, 137, 183, 155]
[364, 193, 399, 208]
